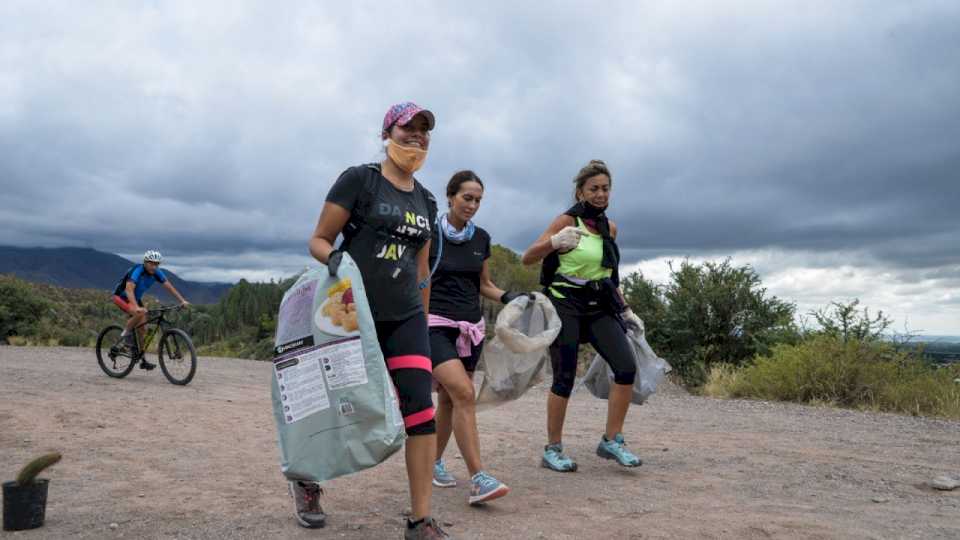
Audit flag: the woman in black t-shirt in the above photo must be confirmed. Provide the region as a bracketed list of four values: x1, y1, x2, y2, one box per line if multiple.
[307, 102, 450, 539]
[428, 170, 526, 506]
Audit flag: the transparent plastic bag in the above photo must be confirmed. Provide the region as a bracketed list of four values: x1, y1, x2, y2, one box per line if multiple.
[581, 312, 672, 405]
[475, 292, 562, 410]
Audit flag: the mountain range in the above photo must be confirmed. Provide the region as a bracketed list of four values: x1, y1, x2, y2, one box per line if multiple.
[0, 246, 232, 304]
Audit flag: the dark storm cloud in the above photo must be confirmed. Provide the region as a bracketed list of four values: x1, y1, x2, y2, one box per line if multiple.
[1, 1, 958, 277]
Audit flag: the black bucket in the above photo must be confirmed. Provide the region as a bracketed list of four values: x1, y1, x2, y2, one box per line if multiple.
[2, 479, 49, 531]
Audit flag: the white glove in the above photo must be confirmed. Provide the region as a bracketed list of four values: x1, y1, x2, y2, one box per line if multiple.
[550, 226, 583, 252]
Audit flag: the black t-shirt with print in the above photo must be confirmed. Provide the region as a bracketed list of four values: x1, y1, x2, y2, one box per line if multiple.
[428, 226, 491, 323]
[326, 164, 437, 322]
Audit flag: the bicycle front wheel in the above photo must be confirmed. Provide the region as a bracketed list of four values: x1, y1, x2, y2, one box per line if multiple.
[96, 325, 136, 378]
[158, 328, 197, 385]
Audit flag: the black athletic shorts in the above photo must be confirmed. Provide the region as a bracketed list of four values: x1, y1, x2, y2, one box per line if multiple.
[429, 326, 484, 372]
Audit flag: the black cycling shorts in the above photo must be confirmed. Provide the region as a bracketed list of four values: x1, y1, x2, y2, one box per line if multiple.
[375, 313, 436, 436]
[429, 326, 484, 372]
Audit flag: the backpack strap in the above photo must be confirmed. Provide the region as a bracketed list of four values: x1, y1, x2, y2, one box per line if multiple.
[340, 164, 380, 251]
[418, 184, 442, 290]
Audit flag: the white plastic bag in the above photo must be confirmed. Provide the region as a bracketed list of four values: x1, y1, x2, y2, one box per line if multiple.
[581, 312, 671, 405]
[475, 292, 562, 410]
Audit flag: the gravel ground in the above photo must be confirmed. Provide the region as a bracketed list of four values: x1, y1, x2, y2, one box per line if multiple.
[1, 346, 958, 539]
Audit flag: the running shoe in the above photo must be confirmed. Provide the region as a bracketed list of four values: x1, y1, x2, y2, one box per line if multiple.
[405, 517, 450, 539]
[288, 480, 326, 529]
[468, 471, 510, 505]
[541, 443, 578, 472]
[139, 358, 156, 370]
[433, 459, 457, 488]
[596, 433, 642, 467]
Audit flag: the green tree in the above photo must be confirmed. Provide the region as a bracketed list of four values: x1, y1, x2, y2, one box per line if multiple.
[621, 271, 668, 351]
[660, 259, 796, 386]
[810, 299, 892, 343]
[0, 275, 48, 343]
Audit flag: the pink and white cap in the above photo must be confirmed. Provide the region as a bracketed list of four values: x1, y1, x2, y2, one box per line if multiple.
[382, 102, 436, 134]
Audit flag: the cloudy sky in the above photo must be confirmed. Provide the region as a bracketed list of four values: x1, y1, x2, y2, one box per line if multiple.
[1, 1, 958, 333]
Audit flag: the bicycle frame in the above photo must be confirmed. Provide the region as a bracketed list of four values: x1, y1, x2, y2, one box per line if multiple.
[130, 306, 180, 355]
[98, 303, 197, 384]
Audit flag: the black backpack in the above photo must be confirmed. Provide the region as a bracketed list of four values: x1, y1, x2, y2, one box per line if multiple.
[341, 163, 438, 251]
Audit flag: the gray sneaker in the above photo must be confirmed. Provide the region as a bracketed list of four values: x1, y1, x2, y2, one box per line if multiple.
[288, 480, 326, 528]
[432, 459, 456, 488]
[405, 517, 450, 539]
[468, 471, 509, 505]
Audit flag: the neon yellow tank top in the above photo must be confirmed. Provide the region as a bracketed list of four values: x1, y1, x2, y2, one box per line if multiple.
[550, 219, 612, 297]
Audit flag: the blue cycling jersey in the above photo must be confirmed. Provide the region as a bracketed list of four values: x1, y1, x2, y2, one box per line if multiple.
[114, 264, 167, 302]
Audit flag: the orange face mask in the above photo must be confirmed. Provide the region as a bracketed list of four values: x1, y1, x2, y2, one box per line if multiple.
[385, 139, 428, 173]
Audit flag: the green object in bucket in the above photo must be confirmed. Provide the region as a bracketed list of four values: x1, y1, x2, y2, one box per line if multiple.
[4, 452, 60, 531]
[15, 453, 61, 486]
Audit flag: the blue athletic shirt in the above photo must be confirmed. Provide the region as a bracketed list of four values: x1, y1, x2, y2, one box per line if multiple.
[114, 264, 167, 303]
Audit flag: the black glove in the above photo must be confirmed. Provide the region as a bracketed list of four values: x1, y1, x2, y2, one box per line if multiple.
[327, 250, 343, 277]
[500, 291, 534, 305]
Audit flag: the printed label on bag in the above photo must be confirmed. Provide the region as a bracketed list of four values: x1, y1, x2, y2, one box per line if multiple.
[338, 398, 356, 416]
[274, 345, 330, 424]
[318, 337, 368, 390]
[275, 279, 318, 345]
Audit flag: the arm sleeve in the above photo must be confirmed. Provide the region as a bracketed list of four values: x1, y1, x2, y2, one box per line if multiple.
[325, 167, 363, 212]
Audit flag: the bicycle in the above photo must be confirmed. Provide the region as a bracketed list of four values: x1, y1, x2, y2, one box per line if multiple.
[95, 305, 198, 385]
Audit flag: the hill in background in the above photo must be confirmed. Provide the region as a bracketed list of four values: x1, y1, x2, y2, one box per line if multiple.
[0, 246, 232, 304]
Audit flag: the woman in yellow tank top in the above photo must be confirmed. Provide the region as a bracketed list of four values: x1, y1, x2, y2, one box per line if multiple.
[521, 159, 643, 472]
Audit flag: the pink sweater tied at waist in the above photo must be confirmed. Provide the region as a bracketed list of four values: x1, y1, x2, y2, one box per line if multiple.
[427, 314, 486, 357]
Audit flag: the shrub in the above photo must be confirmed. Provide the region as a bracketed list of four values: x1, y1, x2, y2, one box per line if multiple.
[705, 336, 960, 419]
[0, 275, 49, 342]
[809, 299, 892, 343]
[701, 364, 741, 399]
[632, 259, 796, 386]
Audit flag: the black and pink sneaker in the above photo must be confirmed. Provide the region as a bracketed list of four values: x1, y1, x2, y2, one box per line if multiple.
[288, 480, 326, 528]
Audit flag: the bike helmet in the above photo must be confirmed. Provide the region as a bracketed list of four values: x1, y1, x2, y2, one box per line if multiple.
[143, 250, 163, 263]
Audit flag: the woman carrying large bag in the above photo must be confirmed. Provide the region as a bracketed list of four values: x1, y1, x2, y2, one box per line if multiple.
[307, 102, 451, 539]
[521, 159, 643, 473]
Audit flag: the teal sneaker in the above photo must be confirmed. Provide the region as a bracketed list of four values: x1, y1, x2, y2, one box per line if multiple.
[468, 471, 510, 505]
[432, 459, 456, 488]
[541, 443, 578, 472]
[596, 433, 642, 467]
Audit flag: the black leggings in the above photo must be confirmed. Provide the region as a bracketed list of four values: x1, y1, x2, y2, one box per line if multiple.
[375, 313, 436, 436]
[549, 311, 636, 398]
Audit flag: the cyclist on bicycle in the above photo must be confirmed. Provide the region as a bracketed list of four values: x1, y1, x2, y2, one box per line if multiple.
[112, 250, 190, 369]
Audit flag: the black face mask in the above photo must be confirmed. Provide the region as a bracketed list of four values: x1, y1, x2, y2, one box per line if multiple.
[577, 201, 608, 218]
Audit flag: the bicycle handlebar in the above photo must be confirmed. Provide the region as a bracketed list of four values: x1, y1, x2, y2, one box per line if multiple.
[148, 304, 188, 315]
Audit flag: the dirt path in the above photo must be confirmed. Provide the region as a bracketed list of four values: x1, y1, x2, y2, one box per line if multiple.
[1, 346, 958, 539]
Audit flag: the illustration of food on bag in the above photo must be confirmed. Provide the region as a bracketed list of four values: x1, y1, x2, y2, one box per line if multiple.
[315, 278, 360, 336]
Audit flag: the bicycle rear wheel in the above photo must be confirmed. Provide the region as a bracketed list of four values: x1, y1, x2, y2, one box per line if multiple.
[158, 328, 197, 385]
[96, 325, 136, 378]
